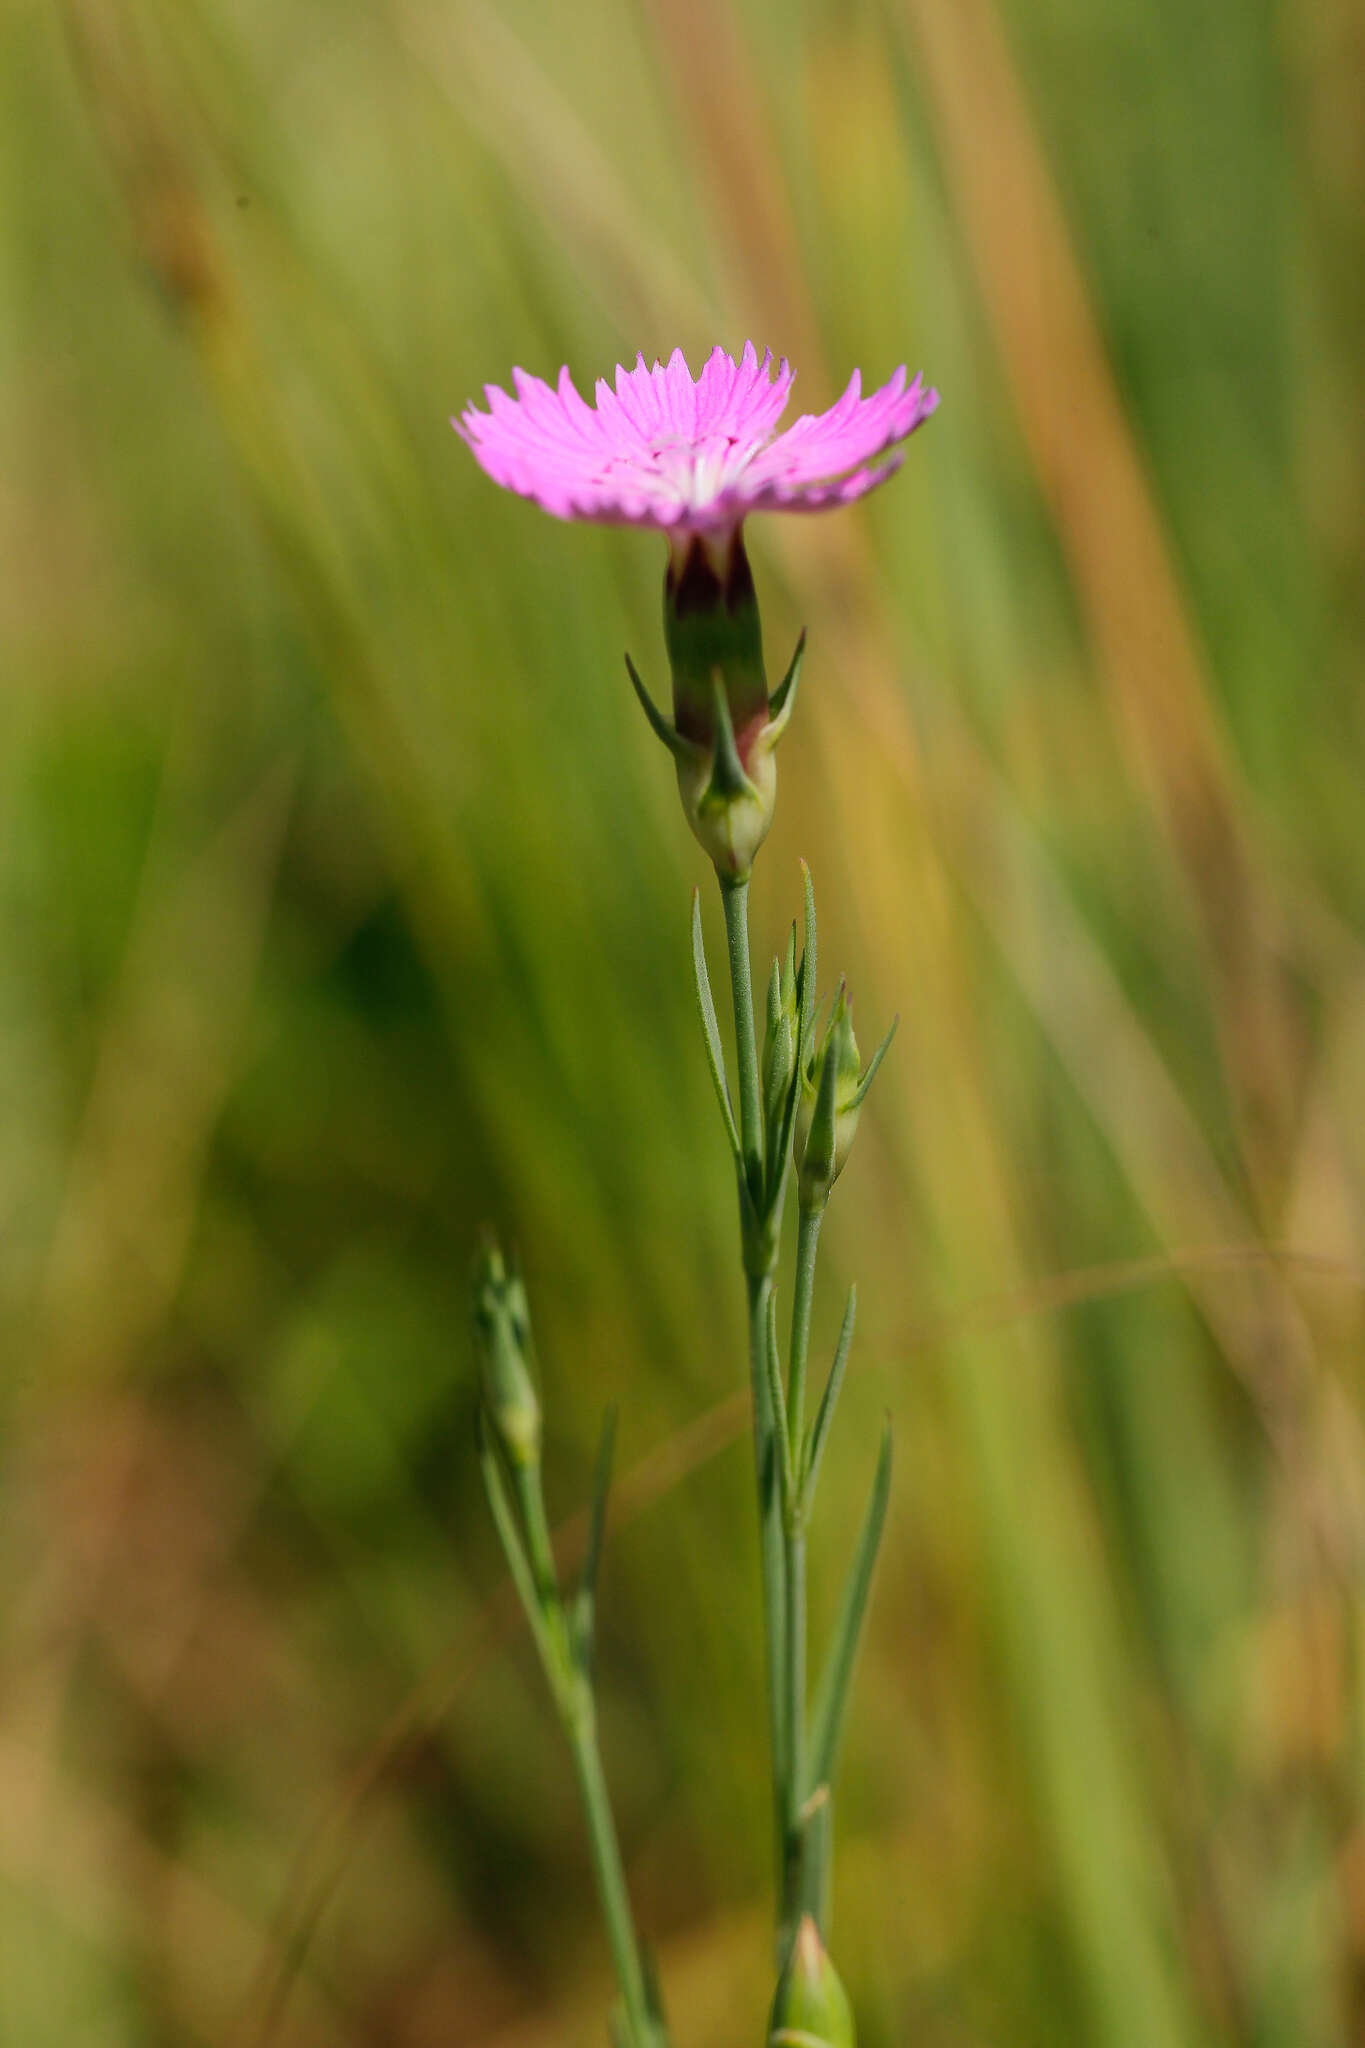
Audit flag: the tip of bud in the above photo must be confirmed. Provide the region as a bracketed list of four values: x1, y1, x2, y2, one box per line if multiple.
[472, 1235, 542, 1467]
[768, 1916, 856, 2048]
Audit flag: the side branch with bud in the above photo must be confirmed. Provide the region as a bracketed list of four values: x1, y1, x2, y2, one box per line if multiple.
[473, 1249, 668, 2048]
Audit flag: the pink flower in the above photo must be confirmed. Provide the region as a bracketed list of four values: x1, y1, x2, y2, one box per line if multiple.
[456, 341, 937, 538]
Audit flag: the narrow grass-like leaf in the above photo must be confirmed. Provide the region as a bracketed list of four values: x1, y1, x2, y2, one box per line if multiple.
[691, 889, 742, 1157]
[806, 1420, 892, 1796]
[767, 866, 820, 1209]
[802, 1284, 856, 1508]
[762, 954, 786, 1144]
[851, 1013, 899, 1109]
[797, 861, 818, 1072]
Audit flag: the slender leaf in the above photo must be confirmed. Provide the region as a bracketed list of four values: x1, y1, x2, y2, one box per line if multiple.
[797, 861, 818, 1073]
[802, 1284, 856, 1508]
[691, 889, 741, 1157]
[851, 1013, 899, 1109]
[769, 867, 819, 1202]
[806, 1421, 893, 1796]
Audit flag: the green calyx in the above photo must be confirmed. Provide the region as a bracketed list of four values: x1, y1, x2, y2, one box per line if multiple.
[767, 1916, 856, 2048]
[471, 1241, 542, 1467]
[665, 525, 769, 746]
[793, 986, 897, 1213]
[626, 526, 803, 882]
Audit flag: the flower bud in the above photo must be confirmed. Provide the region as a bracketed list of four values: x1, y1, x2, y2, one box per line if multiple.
[471, 1242, 542, 1467]
[768, 1916, 856, 2048]
[793, 988, 896, 1212]
[626, 527, 803, 882]
[794, 987, 861, 1209]
[762, 924, 799, 1145]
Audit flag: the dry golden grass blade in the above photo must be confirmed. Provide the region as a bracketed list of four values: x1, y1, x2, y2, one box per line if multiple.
[809, 626, 1363, 1592]
[642, 0, 824, 372]
[813, 649, 1365, 2027]
[882, 1243, 1365, 1358]
[1285, 971, 1365, 1355]
[947, 734, 1365, 1569]
[899, 0, 1305, 1189]
[811, 722, 1205, 2043]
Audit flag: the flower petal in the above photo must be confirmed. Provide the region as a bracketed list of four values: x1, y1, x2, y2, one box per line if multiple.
[457, 346, 937, 530]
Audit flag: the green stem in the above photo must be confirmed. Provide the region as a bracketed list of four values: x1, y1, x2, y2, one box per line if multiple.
[781, 1201, 821, 1943]
[721, 873, 789, 1925]
[749, 1268, 788, 1906]
[787, 1204, 824, 1472]
[514, 1461, 559, 1611]
[566, 1689, 655, 2046]
[721, 876, 764, 1203]
[505, 1462, 656, 2040]
[780, 1514, 807, 1948]
[782, 1212, 823, 1950]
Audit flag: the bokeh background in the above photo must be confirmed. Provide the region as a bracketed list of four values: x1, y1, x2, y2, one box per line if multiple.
[4, 0, 1365, 2041]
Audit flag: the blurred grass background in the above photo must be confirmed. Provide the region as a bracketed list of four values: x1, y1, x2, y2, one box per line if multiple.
[2, 0, 1365, 2041]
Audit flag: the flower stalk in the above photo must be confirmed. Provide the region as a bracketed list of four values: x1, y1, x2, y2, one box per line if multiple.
[461, 338, 936, 2045]
[685, 610, 901, 2019]
[722, 876, 767, 1211]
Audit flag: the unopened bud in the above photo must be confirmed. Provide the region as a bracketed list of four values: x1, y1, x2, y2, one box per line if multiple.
[793, 988, 896, 1211]
[794, 988, 860, 1209]
[472, 1242, 541, 1467]
[768, 1916, 855, 2048]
